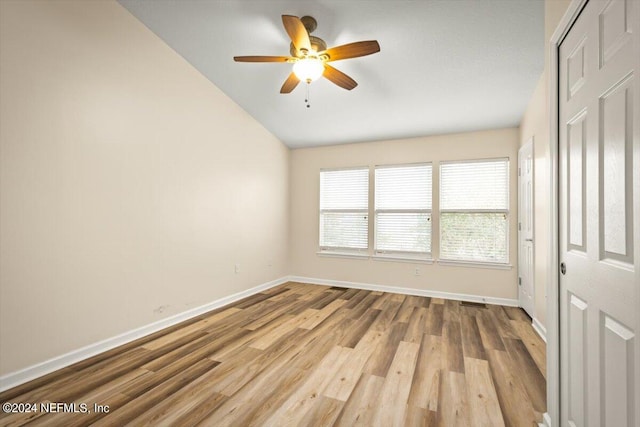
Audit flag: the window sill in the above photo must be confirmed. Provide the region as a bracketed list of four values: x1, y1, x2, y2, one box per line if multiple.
[372, 254, 434, 264]
[437, 259, 512, 270]
[316, 251, 370, 260]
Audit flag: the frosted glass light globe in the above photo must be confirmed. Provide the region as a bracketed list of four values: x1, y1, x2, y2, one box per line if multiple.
[293, 58, 324, 83]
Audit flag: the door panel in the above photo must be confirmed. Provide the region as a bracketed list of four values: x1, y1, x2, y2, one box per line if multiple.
[599, 0, 632, 68]
[601, 314, 635, 426]
[559, 0, 639, 426]
[568, 111, 587, 250]
[568, 294, 587, 427]
[600, 74, 633, 262]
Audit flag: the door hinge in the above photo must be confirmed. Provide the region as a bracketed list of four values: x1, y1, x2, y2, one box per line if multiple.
[518, 167, 521, 176]
[518, 222, 522, 231]
[518, 277, 522, 286]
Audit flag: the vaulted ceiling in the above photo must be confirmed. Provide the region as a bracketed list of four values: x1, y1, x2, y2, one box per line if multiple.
[119, 0, 543, 148]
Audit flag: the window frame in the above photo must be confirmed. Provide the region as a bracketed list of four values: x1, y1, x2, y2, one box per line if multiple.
[438, 157, 510, 266]
[318, 166, 370, 255]
[373, 162, 433, 260]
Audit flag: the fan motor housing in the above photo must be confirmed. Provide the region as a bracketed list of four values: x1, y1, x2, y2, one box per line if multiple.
[289, 15, 327, 57]
[290, 36, 327, 57]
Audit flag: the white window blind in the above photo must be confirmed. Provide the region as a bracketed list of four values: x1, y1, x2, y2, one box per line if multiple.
[440, 159, 509, 263]
[319, 168, 369, 251]
[375, 164, 432, 255]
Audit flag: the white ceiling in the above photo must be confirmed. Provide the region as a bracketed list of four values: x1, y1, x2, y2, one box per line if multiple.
[118, 0, 543, 149]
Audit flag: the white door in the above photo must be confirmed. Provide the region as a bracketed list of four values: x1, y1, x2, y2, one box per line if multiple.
[518, 139, 534, 318]
[559, 0, 639, 426]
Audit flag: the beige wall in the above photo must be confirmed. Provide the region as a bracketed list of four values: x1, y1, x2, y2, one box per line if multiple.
[518, 0, 572, 328]
[0, 0, 289, 375]
[0, 0, 569, 378]
[290, 128, 519, 300]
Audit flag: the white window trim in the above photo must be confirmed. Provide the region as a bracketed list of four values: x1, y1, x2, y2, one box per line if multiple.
[437, 259, 512, 270]
[438, 157, 509, 165]
[319, 166, 369, 252]
[320, 165, 370, 173]
[373, 162, 433, 259]
[374, 209, 433, 259]
[318, 208, 369, 252]
[372, 253, 434, 263]
[440, 209, 509, 214]
[316, 250, 370, 259]
[439, 158, 510, 265]
[316, 159, 512, 270]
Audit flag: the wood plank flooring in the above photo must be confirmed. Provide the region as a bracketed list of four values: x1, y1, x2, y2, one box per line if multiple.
[0, 282, 546, 426]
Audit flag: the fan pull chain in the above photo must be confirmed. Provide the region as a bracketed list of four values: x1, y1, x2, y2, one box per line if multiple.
[305, 83, 311, 108]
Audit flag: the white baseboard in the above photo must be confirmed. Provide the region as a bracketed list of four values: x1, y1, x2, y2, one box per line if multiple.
[1, 274, 519, 392]
[542, 412, 552, 427]
[289, 275, 519, 307]
[532, 317, 547, 342]
[0, 276, 289, 393]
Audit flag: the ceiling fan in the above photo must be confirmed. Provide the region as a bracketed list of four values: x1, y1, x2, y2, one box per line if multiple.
[233, 15, 380, 94]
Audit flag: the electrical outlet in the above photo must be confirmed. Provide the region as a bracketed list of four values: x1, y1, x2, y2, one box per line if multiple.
[235, 263, 240, 274]
[153, 305, 169, 315]
[414, 267, 421, 276]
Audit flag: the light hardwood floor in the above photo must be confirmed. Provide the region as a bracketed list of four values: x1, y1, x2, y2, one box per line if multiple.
[0, 282, 546, 426]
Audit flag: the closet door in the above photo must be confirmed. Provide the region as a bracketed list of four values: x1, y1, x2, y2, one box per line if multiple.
[558, 0, 639, 425]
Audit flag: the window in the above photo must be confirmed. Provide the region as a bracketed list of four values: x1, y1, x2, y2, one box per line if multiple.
[319, 168, 369, 252]
[440, 159, 509, 264]
[375, 164, 432, 257]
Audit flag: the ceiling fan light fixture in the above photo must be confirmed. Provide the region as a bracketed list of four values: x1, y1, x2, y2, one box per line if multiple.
[293, 57, 324, 83]
[233, 15, 380, 94]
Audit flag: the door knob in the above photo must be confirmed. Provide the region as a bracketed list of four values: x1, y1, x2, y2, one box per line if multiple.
[560, 262, 566, 275]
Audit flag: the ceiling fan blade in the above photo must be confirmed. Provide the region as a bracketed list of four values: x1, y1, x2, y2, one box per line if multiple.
[321, 40, 380, 62]
[234, 56, 292, 63]
[282, 15, 311, 53]
[280, 72, 300, 93]
[323, 64, 357, 90]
